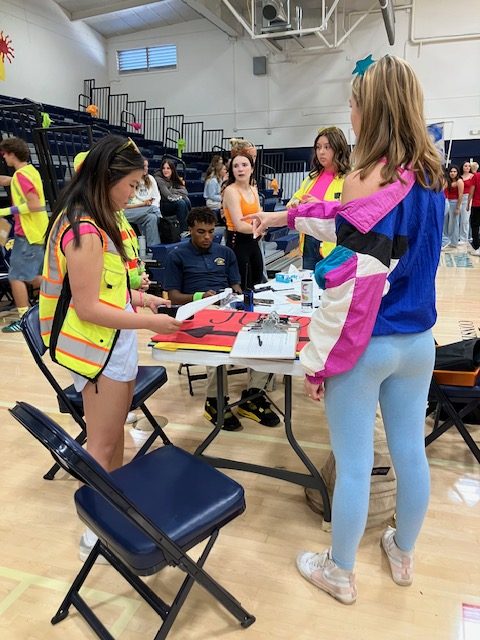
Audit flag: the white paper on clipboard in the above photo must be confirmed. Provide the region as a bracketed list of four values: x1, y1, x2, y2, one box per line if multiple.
[175, 288, 233, 322]
[230, 326, 298, 359]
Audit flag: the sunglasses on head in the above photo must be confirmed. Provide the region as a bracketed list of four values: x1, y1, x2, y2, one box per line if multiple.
[116, 137, 141, 155]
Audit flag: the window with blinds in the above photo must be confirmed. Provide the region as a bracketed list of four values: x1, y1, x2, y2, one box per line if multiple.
[117, 45, 177, 73]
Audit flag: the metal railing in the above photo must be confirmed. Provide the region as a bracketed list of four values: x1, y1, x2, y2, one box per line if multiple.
[0, 101, 58, 209]
[164, 116, 184, 145]
[77, 93, 91, 112]
[165, 127, 182, 151]
[126, 100, 146, 134]
[120, 109, 136, 129]
[108, 93, 128, 127]
[182, 121, 203, 153]
[144, 106, 165, 143]
[280, 160, 308, 201]
[32, 124, 93, 206]
[90, 85, 110, 122]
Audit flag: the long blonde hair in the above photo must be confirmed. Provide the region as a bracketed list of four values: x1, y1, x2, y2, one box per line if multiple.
[351, 55, 443, 190]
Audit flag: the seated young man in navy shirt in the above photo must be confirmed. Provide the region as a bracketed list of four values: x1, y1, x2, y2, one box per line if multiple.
[165, 207, 280, 431]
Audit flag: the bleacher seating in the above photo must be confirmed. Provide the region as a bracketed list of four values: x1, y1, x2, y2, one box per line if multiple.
[0, 92, 300, 277]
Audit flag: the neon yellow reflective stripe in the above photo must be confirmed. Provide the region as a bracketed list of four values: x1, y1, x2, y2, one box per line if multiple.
[10, 164, 48, 244]
[40, 212, 127, 378]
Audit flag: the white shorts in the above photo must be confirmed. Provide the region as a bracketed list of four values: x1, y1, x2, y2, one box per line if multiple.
[72, 304, 138, 392]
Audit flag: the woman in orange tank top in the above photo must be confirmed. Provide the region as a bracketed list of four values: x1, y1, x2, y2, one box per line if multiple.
[223, 152, 264, 289]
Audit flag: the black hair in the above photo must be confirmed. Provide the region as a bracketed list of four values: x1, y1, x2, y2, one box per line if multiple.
[187, 207, 217, 228]
[46, 135, 144, 261]
[446, 165, 461, 189]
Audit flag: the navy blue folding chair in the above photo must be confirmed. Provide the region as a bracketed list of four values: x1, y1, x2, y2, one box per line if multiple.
[427, 377, 480, 464]
[21, 304, 170, 479]
[0, 244, 13, 306]
[10, 402, 255, 639]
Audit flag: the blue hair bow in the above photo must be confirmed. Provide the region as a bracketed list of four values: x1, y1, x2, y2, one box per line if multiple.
[352, 54, 375, 76]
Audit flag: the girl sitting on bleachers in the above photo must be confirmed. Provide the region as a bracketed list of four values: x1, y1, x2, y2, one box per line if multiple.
[203, 156, 227, 223]
[124, 158, 161, 248]
[154, 159, 191, 232]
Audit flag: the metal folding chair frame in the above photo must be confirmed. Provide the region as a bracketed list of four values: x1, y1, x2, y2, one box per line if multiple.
[426, 377, 480, 463]
[21, 304, 171, 479]
[10, 401, 256, 640]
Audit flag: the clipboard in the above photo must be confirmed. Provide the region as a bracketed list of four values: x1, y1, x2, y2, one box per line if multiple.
[229, 312, 299, 360]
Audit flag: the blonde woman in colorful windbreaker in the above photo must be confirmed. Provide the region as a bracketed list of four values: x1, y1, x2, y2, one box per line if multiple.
[287, 127, 350, 269]
[246, 55, 445, 605]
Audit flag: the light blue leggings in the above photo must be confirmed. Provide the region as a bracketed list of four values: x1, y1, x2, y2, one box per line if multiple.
[324, 330, 434, 571]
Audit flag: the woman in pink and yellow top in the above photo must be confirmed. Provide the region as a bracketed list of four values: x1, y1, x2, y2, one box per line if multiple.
[287, 127, 350, 269]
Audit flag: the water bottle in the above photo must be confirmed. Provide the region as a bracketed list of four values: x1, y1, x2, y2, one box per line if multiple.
[138, 235, 146, 259]
[243, 289, 254, 312]
[301, 278, 313, 311]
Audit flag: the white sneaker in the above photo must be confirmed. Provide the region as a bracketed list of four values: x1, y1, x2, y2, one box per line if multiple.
[125, 411, 137, 424]
[469, 248, 480, 256]
[381, 526, 414, 586]
[296, 548, 357, 604]
[79, 533, 109, 564]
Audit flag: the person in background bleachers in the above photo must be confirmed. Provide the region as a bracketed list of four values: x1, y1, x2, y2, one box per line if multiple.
[40, 135, 179, 561]
[124, 158, 161, 248]
[154, 159, 191, 232]
[287, 127, 350, 270]
[205, 154, 223, 176]
[0, 137, 48, 333]
[203, 156, 226, 222]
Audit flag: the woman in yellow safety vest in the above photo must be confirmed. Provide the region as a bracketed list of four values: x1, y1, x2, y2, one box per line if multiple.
[287, 127, 350, 269]
[40, 135, 180, 560]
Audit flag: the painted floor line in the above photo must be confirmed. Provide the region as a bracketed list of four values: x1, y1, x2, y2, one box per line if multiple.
[0, 565, 141, 634]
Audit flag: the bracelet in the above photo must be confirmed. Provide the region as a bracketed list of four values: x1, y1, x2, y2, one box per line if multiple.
[193, 292, 203, 301]
[143, 293, 149, 308]
[138, 291, 143, 308]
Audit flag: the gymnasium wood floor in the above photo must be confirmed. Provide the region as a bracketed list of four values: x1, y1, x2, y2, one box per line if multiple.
[0, 247, 479, 640]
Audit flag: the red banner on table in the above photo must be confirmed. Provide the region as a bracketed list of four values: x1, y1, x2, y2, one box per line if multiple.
[151, 309, 311, 354]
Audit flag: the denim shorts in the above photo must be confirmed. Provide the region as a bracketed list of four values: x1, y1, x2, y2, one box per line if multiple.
[9, 236, 45, 282]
